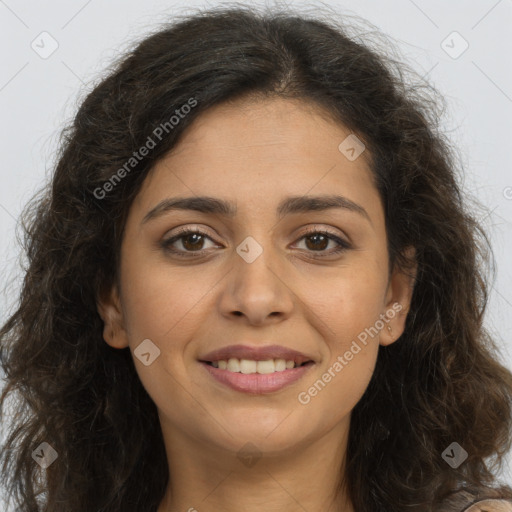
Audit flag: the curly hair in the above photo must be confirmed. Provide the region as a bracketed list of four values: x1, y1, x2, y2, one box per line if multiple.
[1, 4, 511, 512]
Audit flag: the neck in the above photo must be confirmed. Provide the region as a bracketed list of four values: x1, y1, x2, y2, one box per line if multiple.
[157, 414, 354, 512]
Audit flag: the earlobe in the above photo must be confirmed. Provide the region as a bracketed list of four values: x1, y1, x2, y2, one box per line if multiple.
[380, 303, 410, 346]
[96, 285, 129, 349]
[380, 246, 417, 347]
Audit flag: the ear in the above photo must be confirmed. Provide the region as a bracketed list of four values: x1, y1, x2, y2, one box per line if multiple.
[96, 284, 129, 349]
[380, 245, 417, 347]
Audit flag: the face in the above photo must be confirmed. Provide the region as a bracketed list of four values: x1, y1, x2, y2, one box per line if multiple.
[98, 96, 416, 460]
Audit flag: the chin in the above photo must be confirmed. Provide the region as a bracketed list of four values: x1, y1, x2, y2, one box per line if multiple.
[207, 410, 311, 452]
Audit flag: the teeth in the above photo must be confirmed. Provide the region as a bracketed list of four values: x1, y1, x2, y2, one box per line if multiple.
[240, 359, 257, 374]
[210, 358, 302, 373]
[227, 358, 240, 372]
[275, 359, 286, 371]
[256, 359, 275, 374]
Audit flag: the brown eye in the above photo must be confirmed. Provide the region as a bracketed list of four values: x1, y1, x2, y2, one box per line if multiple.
[304, 233, 330, 251]
[180, 233, 206, 251]
[295, 229, 351, 257]
[161, 229, 218, 256]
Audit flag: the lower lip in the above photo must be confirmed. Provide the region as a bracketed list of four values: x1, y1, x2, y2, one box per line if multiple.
[200, 361, 315, 394]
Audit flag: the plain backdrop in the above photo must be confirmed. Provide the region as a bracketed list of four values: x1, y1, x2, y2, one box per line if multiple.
[1, 0, 511, 508]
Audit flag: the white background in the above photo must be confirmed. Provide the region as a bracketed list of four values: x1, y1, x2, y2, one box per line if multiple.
[1, 0, 511, 508]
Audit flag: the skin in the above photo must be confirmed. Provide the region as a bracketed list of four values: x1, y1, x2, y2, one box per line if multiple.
[98, 96, 417, 512]
[465, 501, 512, 512]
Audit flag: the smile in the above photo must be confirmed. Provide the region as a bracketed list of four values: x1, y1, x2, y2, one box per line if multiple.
[199, 344, 316, 393]
[200, 359, 315, 394]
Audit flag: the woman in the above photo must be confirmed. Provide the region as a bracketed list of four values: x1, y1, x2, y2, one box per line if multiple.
[1, 5, 511, 512]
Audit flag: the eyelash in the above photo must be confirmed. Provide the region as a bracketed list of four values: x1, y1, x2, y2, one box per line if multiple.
[160, 226, 351, 258]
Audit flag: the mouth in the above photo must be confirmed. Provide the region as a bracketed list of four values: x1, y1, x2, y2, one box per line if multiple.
[198, 344, 316, 394]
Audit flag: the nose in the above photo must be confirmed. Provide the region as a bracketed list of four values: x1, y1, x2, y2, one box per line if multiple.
[217, 240, 295, 326]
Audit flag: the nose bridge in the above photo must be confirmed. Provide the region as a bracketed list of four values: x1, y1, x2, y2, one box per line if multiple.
[220, 230, 294, 322]
[234, 231, 281, 296]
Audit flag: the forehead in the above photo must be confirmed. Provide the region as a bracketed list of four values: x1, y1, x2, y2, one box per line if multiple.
[169, 96, 371, 165]
[132, 96, 382, 226]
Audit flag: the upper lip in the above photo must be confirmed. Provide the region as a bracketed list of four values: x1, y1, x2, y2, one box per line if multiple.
[199, 344, 315, 366]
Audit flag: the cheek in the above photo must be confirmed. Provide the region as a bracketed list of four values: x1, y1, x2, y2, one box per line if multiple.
[118, 260, 207, 416]
[119, 254, 214, 343]
[296, 342, 379, 436]
[304, 260, 388, 342]
[307, 262, 385, 416]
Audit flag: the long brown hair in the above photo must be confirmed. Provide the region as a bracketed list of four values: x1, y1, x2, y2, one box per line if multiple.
[1, 5, 511, 511]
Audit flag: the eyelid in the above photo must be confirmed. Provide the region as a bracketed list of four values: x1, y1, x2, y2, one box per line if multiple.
[299, 224, 348, 241]
[162, 224, 220, 242]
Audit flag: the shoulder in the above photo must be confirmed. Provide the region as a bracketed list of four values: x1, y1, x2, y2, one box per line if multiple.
[462, 499, 512, 512]
[436, 489, 512, 512]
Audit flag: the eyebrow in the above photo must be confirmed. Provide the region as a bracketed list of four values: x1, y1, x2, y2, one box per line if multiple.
[141, 194, 371, 225]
